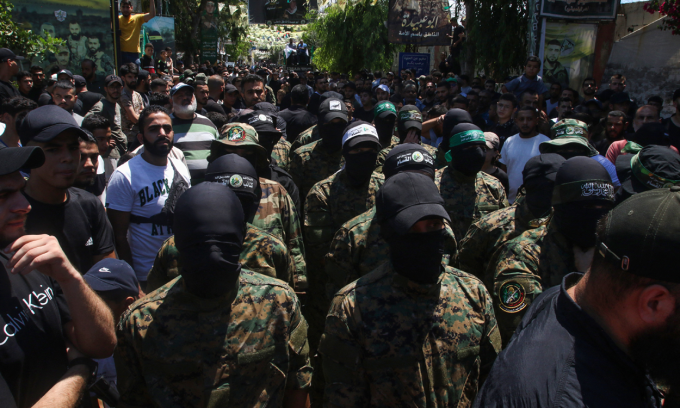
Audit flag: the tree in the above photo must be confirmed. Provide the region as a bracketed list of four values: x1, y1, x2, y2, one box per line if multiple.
[305, 0, 403, 75]
[0, 0, 64, 61]
[644, 0, 680, 35]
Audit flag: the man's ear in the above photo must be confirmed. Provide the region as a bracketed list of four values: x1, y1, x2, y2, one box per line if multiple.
[637, 284, 676, 326]
[137, 132, 144, 146]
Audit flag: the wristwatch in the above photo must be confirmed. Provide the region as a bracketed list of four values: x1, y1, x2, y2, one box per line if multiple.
[67, 357, 98, 385]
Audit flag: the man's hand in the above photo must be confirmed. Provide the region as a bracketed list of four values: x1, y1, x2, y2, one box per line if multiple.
[65, 340, 86, 362]
[6, 235, 79, 281]
[403, 129, 421, 145]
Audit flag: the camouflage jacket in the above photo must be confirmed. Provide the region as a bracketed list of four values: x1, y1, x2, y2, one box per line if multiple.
[255, 177, 306, 279]
[490, 221, 577, 345]
[376, 137, 438, 174]
[272, 139, 292, 172]
[115, 272, 313, 407]
[289, 139, 344, 201]
[290, 124, 319, 152]
[324, 206, 458, 301]
[455, 198, 549, 285]
[319, 262, 501, 408]
[435, 166, 509, 244]
[145, 223, 295, 293]
[435, 146, 448, 170]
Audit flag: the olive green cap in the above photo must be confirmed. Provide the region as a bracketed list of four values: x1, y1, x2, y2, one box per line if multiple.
[210, 123, 269, 169]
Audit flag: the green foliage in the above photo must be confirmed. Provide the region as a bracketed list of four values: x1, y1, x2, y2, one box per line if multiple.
[0, 0, 64, 60]
[307, 0, 403, 75]
[467, 0, 529, 80]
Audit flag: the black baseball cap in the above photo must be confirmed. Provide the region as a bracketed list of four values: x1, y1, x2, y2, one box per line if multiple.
[383, 144, 435, 179]
[442, 109, 473, 141]
[376, 172, 450, 235]
[630, 122, 670, 147]
[597, 186, 680, 282]
[0, 48, 24, 63]
[552, 156, 615, 206]
[73, 75, 87, 88]
[318, 98, 348, 125]
[57, 70, 73, 79]
[204, 153, 259, 201]
[616, 145, 680, 201]
[240, 111, 280, 135]
[342, 121, 380, 150]
[319, 91, 344, 105]
[0, 146, 45, 176]
[18, 105, 89, 146]
[83, 258, 139, 297]
[225, 84, 239, 94]
[398, 105, 423, 132]
[104, 75, 123, 87]
[523, 153, 566, 184]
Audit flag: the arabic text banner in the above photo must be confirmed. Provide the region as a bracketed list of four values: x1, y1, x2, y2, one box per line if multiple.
[540, 0, 617, 19]
[388, 0, 450, 46]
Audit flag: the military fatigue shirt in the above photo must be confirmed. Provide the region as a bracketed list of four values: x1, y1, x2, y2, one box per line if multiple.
[455, 198, 548, 285]
[290, 139, 344, 200]
[324, 207, 458, 300]
[376, 137, 438, 174]
[115, 272, 313, 407]
[490, 221, 577, 345]
[145, 223, 295, 293]
[254, 177, 306, 279]
[290, 124, 319, 152]
[319, 262, 501, 408]
[435, 166, 509, 244]
[272, 139, 292, 172]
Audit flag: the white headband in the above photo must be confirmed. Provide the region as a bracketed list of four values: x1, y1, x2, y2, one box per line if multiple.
[342, 124, 379, 147]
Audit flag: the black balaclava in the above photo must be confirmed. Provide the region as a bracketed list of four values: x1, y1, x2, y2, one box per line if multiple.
[447, 123, 486, 177]
[522, 153, 566, 218]
[205, 153, 261, 221]
[321, 121, 347, 152]
[173, 182, 245, 298]
[552, 156, 615, 249]
[441, 109, 473, 149]
[319, 97, 348, 152]
[374, 114, 397, 147]
[342, 121, 380, 187]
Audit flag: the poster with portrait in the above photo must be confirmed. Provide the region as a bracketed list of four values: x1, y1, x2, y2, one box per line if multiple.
[12, 0, 116, 75]
[387, 0, 450, 46]
[200, 1, 219, 64]
[539, 22, 597, 91]
[250, 0, 310, 25]
[141, 16, 176, 59]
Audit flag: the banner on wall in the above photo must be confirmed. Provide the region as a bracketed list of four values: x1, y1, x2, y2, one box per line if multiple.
[539, 22, 597, 91]
[200, 1, 219, 63]
[250, 0, 310, 25]
[141, 16, 175, 59]
[387, 0, 450, 45]
[539, 0, 617, 20]
[13, 0, 116, 75]
[398, 52, 431, 76]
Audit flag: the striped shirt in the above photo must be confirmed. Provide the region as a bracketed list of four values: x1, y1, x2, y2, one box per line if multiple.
[171, 113, 218, 182]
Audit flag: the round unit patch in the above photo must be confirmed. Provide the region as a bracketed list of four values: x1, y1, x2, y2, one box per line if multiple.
[227, 126, 246, 142]
[229, 174, 244, 188]
[498, 281, 527, 313]
[412, 151, 424, 162]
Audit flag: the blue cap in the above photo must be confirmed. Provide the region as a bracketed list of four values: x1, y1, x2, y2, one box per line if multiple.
[170, 82, 194, 96]
[84, 259, 139, 297]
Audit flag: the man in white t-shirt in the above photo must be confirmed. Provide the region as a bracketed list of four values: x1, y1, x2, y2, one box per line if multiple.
[498, 106, 550, 203]
[106, 106, 191, 290]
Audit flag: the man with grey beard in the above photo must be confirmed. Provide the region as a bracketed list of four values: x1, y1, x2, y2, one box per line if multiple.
[169, 82, 218, 183]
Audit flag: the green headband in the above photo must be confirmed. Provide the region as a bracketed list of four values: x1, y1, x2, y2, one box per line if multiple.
[449, 130, 486, 149]
[374, 102, 397, 119]
[631, 153, 680, 189]
[621, 141, 643, 155]
[552, 179, 615, 206]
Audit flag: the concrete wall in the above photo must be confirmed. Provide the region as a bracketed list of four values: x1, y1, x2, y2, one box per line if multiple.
[614, 3, 662, 41]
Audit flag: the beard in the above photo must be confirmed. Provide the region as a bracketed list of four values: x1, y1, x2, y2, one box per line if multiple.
[174, 99, 197, 116]
[629, 304, 680, 400]
[143, 136, 173, 157]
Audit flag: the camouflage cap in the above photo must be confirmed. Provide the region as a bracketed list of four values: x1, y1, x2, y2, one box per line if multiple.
[195, 73, 208, 82]
[210, 123, 269, 169]
[540, 119, 598, 157]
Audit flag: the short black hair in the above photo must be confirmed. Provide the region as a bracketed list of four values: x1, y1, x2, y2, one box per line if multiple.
[466, 90, 479, 98]
[150, 78, 167, 92]
[54, 80, 75, 92]
[16, 71, 31, 82]
[525, 55, 541, 67]
[499, 93, 518, 108]
[148, 92, 170, 107]
[30, 65, 43, 73]
[81, 59, 96, 69]
[0, 97, 38, 116]
[607, 110, 628, 122]
[291, 84, 309, 105]
[547, 39, 561, 47]
[119, 62, 139, 77]
[138, 105, 172, 131]
[452, 95, 468, 105]
[648, 95, 663, 105]
[517, 105, 538, 117]
[205, 112, 228, 130]
[673, 88, 680, 102]
[485, 79, 496, 85]
[559, 97, 573, 104]
[82, 114, 110, 133]
[241, 74, 264, 90]
[582, 77, 596, 85]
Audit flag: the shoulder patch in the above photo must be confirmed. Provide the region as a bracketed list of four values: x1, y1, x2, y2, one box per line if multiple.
[498, 281, 527, 313]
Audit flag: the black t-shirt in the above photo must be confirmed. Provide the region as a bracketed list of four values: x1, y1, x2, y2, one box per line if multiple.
[664, 116, 680, 150]
[0, 80, 20, 104]
[204, 98, 226, 115]
[269, 79, 282, 95]
[74, 91, 102, 116]
[140, 55, 155, 71]
[24, 188, 115, 274]
[156, 59, 168, 74]
[451, 26, 466, 52]
[278, 105, 318, 143]
[0, 256, 71, 408]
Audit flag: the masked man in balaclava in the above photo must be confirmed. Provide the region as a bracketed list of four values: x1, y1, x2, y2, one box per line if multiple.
[319, 172, 501, 407]
[291, 91, 346, 151]
[456, 153, 565, 284]
[372, 101, 398, 151]
[290, 97, 349, 199]
[434, 108, 474, 168]
[435, 123, 509, 243]
[492, 156, 615, 344]
[146, 154, 297, 292]
[115, 182, 313, 407]
[325, 144, 458, 300]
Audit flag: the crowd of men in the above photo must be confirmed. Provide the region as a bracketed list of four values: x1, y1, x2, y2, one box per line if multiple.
[1, 38, 680, 408]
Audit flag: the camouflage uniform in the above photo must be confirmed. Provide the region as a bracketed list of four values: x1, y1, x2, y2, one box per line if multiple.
[303, 170, 385, 351]
[255, 177, 306, 279]
[271, 138, 292, 172]
[319, 262, 501, 407]
[289, 139, 344, 201]
[435, 146, 449, 170]
[115, 272, 313, 407]
[490, 220, 576, 345]
[375, 136, 438, 174]
[435, 166, 509, 243]
[324, 206, 458, 299]
[455, 197, 549, 286]
[145, 222, 296, 293]
[291, 124, 319, 152]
